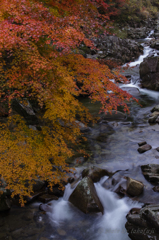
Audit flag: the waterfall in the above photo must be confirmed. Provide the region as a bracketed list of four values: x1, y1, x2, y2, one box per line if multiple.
[47, 177, 142, 240]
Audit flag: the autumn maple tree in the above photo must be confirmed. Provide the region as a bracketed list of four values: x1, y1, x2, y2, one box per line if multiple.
[0, 0, 133, 204]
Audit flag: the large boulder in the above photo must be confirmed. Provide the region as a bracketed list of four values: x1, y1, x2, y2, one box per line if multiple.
[69, 177, 104, 214]
[139, 56, 159, 90]
[141, 164, 159, 184]
[125, 204, 159, 240]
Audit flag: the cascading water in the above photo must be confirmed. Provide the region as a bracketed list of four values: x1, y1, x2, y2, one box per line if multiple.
[47, 177, 142, 240]
[121, 32, 159, 100]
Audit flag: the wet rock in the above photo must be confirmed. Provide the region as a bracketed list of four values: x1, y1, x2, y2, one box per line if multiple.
[138, 144, 152, 153]
[151, 105, 159, 113]
[126, 177, 144, 196]
[69, 177, 104, 214]
[125, 204, 159, 240]
[82, 166, 112, 182]
[138, 141, 147, 147]
[156, 147, 159, 152]
[39, 203, 52, 212]
[141, 164, 159, 184]
[70, 177, 81, 189]
[148, 111, 159, 123]
[38, 194, 58, 203]
[113, 177, 127, 196]
[139, 56, 159, 91]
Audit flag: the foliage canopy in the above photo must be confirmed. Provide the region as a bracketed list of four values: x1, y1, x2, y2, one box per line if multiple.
[0, 0, 133, 204]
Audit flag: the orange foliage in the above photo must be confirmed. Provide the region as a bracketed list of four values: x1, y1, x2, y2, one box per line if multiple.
[0, 0, 133, 204]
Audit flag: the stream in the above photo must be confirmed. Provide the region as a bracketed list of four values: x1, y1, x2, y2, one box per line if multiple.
[1, 31, 159, 240]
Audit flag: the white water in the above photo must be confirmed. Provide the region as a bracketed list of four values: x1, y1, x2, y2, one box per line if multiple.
[121, 30, 159, 100]
[120, 82, 159, 100]
[145, 30, 154, 40]
[123, 30, 157, 67]
[93, 177, 142, 240]
[48, 177, 142, 240]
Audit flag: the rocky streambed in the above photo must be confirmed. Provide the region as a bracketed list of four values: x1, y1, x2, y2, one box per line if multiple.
[2, 24, 159, 240]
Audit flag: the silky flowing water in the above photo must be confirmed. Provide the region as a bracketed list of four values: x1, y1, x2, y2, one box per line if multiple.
[1, 31, 159, 240]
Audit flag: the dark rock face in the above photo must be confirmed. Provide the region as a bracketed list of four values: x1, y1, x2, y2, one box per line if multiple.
[69, 177, 104, 214]
[11, 99, 39, 125]
[125, 204, 159, 240]
[0, 179, 11, 212]
[141, 164, 159, 184]
[138, 144, 152, 153]
[0, 194, 11, 212]
[86, 35, 143, 65]
[139, 56, 159, 90]
[82, 166, 112, 182]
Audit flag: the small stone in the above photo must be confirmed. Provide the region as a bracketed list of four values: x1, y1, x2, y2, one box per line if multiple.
[138, 144, 152, 153]
[138, 141, 147, 146]
[156, 147, 159, 152]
